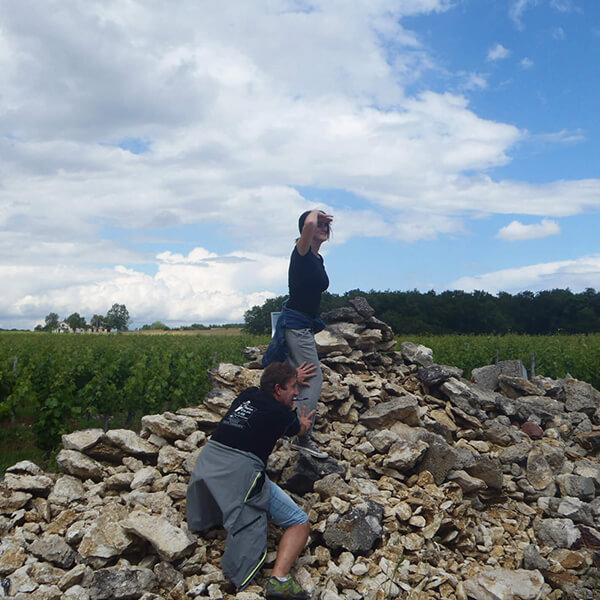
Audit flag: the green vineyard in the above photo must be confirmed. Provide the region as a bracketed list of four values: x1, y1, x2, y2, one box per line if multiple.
[1, 331, 599, 472]
[0, 332, 269, 462]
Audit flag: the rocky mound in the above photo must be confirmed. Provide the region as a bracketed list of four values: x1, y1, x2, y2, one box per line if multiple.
[1, 297, 600, 600]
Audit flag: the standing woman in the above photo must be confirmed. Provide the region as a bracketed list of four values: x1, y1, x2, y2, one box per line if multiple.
[285, 209, 333, 459]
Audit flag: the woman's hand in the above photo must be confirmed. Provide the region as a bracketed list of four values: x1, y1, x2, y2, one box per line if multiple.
[297, 209, 333, 255]
[316, 210, 333, 225]
[296, 361, 317, 386]
[298, 406, 317, 436]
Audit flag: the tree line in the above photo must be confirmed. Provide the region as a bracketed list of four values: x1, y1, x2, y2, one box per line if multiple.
[35, 304, 131, 332]
[244, 288, 600, 335]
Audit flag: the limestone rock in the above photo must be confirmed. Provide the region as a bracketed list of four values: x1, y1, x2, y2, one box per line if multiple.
[440, 379, 488, 420]
[321, 306, 362, 324]
[472, 360, 527, 391]
[313, 474, 353, 499]
[359, 396, 422, 428]
[515, 395, 565, 424]
[348, 297, 375, 318]
[0, 488, 31, 514]
[366, 429, 399, 453]
[203, 388, 236, 414]
[521, 544, 549, 571]
[497, 374, 542, 399]
[89, 567, 156, 600]
[526, 447, 554, 490]
[5, 461, 44, 476]
[0, 543, 26, 576]
[400, 342, 433, 367]
[463, 568, 544, 600]
[47, 476, 85, 506]
[62, 429, 105, 453]
[2, 474, 53, 496]
[467, 456, 503, 491]
[121, 511, 196, 561]
[326, 322, 365, 344]
[534, 517, 581, 548]
[105, 429, 159, 457]
[556, 474, 596, 501]
[417, 364, 463, 386]
[418, 438, 459, 485]
[157, 446, 188, 474]
[562, 379, 600, 415]
[29, 535, 77, 569]
[280, 455, 345, 495]
[131, 466, 161, 490]
[141, 412, 197, 441]
[314, 329, 351, 355]
[78, 503, 135, 563]
[323, 500, 383, 554]
[471, 364, 502, 391]
[383, 440, 428, 471]
[55, 450, 106, 482]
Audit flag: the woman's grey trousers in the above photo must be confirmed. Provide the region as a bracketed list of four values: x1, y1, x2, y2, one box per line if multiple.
[284, 327, 323, 440]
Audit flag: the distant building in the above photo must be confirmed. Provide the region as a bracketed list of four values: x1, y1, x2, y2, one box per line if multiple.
[53, 323, 112, 334]
[86, 326, 112, 334]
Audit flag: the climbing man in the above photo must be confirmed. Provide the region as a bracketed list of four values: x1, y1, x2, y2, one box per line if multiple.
[187, 361, 314, 599]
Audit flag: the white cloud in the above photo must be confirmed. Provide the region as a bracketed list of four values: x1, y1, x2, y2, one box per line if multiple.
[487, 43, 510, 61]
[460, 72, 488, 90]
[510, 0, 575, 28]
[509, 0, 540, 28]
[520, 57, 534, 69]
[550, 0, 575, 12]
[451, 254, 600, 295]
[0, 0, 598, 328]
[536, 128, 585, 144]
[2, 249, 289, 330]
[553, 26, 566, 40]
[497, 219, 561, 241]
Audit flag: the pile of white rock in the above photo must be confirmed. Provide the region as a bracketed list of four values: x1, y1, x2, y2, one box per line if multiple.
[1, 297, 600, 600]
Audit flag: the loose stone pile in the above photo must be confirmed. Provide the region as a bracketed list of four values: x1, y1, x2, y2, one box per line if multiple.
[1, 297, 600, 599]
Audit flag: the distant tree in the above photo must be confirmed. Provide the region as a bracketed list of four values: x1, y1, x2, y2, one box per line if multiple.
[140, 321, 169, 331]
[90, 314, 105, 328]
[243, 287, 600, 336]
[66, 312, 87, 330]
[244, 296, 288, 334]
[105, 304, 130, 332]
[43, 312, 59, 332]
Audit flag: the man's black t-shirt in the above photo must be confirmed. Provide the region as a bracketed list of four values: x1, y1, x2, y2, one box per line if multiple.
[211, 387, 301, 465]
[287, 246, 329, 319]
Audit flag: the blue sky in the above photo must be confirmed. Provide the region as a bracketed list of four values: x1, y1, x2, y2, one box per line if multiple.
[1, 0, 600, 329]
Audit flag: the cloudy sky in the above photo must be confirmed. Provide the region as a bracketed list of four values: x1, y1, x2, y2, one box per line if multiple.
[2, 0, 600, 330]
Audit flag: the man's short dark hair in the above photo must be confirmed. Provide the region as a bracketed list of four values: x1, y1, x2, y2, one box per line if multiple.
[260, 362, 297, 395]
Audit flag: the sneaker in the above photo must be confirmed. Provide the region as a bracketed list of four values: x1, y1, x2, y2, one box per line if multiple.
[265, 575, 311, 600]
[291, 437, 328, 459]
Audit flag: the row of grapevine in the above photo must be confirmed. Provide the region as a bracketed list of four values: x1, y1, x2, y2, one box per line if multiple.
[0, 332, 268, 450]
[3, 331, 600, 453]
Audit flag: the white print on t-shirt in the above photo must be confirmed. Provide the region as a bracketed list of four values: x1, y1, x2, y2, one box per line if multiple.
[221, 400, 256, 429]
